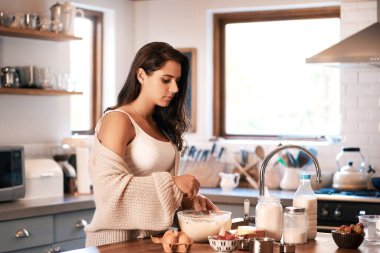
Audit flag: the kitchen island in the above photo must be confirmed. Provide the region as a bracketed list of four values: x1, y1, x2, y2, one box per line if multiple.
[1, 188, 379, 252]
[63, 233, 379, 253]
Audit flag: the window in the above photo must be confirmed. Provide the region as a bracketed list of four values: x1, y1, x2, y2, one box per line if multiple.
[213, 7, 341, 140]
[70, 9, 103, 134]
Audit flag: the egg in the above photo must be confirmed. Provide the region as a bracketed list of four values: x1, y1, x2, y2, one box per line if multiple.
[162, 230, 179, 244]
[178, 232, 192, 244]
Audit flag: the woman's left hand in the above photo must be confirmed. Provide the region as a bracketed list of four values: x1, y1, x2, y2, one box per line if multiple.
[182, 194, 220, 213]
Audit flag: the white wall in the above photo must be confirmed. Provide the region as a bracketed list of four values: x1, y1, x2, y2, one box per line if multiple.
[0, 0, 379, 175]
[133, 0, 380, 174]
[0, 0, 134, 148]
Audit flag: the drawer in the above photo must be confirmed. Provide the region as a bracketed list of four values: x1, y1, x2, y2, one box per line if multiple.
[0, 215, 54, 253]
[53, 238, 85, 252]
[9, 244, 51, 253]
[54, 209, 94, 242]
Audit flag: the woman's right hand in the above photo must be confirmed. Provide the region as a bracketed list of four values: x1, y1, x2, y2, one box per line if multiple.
[172, 174, 200, 199]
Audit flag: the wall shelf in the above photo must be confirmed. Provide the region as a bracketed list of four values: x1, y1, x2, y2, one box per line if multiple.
[0, 26, 81, 41]
[0, 88, 82, 96]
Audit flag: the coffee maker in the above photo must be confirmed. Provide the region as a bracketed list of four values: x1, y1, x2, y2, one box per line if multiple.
[62, 136, 93, 194]
[52, 144, 77, 194]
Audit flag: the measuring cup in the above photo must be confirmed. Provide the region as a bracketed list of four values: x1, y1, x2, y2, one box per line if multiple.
[358, 215, 380, 245]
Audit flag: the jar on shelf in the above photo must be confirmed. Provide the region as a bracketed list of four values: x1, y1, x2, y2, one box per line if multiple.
[283, 206, 307, 244]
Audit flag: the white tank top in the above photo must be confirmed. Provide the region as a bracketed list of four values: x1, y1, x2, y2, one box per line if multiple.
[95, 109, 176, 176]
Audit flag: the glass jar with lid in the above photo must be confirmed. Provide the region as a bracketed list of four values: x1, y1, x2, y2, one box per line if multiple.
[283, 206, 307, 244]
[255, 196, 283, 241]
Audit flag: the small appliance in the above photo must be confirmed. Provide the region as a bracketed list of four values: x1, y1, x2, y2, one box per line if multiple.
[52, 144, 77, 194]
[22, 159, 63, 200]
[62, 136, 93, 194]
[0, 146, 25, 202]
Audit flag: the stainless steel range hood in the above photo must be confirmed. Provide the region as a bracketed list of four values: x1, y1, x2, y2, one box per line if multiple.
[306, 0, 380, 64]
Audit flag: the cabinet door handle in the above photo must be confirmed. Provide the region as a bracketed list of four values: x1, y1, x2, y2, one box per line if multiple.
[15, 228, 30, 238]
[75, 219, 88, 228]
[46, 246, 61, 253]
[53, 246, 61, 252]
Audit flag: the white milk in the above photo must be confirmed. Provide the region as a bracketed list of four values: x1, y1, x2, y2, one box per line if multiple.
[307, 226, 317, 239]
[256, 196, 283, 241]
[293, 196, 317, 239]
[293, 197, 317, 214]
[283, 228, 307, 244]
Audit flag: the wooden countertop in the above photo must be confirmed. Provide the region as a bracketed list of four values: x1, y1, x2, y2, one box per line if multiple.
[63, 233, 379, 253]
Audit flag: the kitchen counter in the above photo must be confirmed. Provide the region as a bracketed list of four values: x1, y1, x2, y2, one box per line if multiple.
[1, 187, 379, 222]
[200, 188, 295, 206]
[0, 194, 95, 221]
[200, 187, 380, 204]
[0, 188, 291, 222]
[63, 233, 379, 253]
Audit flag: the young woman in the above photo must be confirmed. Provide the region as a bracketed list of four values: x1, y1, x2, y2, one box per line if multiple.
[85, 42, 219, 247]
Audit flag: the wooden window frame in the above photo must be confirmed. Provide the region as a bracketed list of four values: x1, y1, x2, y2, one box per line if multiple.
[72, 9, 103, 135]
[212, 6, 340, 139]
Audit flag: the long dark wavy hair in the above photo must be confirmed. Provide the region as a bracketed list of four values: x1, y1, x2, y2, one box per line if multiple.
[108, 42, 190, 152]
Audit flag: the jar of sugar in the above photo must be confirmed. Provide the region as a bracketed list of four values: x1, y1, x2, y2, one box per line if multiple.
[283, 206, 307, 244]
[255, 195, 283, 241]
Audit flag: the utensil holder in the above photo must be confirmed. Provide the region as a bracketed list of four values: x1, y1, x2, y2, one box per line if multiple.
[180, 159, 227, 187]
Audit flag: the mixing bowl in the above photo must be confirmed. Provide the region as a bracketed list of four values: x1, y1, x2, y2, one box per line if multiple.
[177, 210, 232, 242]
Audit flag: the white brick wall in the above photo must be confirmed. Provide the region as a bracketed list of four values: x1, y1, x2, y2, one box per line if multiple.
[340, 0, 380, 175]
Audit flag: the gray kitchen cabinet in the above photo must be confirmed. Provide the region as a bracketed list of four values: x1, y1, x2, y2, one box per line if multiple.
[0, 209, 94, 253]
[0, 215, 54, 253]
[52, 238, 86, 252]
[53, 209, 94, 250]
[8, 245, 52, 253]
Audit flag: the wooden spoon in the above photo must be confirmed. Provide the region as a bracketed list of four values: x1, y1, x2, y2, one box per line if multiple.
[255, 145, 265, 160]
[233, 158, 259, 188]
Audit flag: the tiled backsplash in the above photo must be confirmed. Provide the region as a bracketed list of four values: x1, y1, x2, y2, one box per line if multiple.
[340, 0, 380, 171]
[22, 142, 60, 159]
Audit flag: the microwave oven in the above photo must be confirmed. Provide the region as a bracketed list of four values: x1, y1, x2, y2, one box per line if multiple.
[0, 146, 25, 202]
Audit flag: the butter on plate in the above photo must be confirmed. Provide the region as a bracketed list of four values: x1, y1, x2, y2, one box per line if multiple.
[236, 226, 265, 238]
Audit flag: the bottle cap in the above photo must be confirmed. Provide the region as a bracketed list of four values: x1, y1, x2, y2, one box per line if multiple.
[299, 173, 311, 180]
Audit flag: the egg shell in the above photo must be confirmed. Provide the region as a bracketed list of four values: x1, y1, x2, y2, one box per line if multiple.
[178, 232, 192, 244]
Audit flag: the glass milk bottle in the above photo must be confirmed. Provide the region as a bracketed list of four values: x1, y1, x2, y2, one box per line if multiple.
[293, 174, 317, 240]
[255, 196, 283, 241]
[283, 207, 308, 244]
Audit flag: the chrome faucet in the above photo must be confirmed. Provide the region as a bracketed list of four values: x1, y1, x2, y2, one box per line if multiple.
[259, 144, 322, 196]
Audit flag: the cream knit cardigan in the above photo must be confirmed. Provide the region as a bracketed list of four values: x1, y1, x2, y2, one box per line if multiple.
[85, 137, 183, 247]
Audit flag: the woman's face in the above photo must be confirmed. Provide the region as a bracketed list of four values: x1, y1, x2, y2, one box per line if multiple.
[138, 60, 181, 107]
